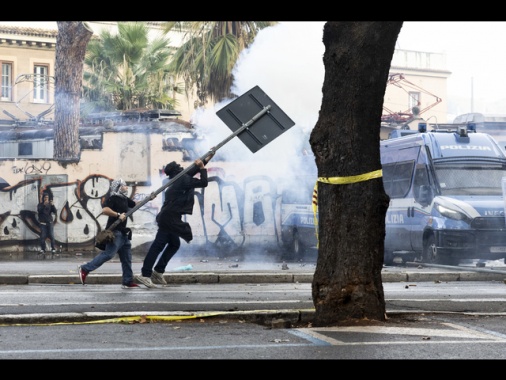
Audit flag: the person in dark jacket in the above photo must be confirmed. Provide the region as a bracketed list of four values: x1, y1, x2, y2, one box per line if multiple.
[37, 193, 57, 256]
[77, 179, 154, 289]
[135, 156, 213, 288]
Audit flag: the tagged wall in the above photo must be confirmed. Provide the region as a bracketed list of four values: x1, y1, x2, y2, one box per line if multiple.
[0, 122, 315, 258]
[0, 169, 289, 257]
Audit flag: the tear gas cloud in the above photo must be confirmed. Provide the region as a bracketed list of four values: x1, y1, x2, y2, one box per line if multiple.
[191, 22, 325, 181]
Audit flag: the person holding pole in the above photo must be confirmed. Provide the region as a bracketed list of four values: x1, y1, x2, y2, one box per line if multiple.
[78, 179, 155, 289]
[135, 155, 213, 288]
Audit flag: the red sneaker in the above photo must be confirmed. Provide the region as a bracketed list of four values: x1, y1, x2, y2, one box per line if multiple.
[121, 283, 140, 289]
[77, 265, 88, 285]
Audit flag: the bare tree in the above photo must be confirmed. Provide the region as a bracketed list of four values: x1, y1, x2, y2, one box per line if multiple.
[309, 22, 403, 326]
[54, 22, 93, 162]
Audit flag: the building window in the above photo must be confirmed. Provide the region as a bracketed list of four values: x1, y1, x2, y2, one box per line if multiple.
[33, 65, 49, 103]
[18, 142, 33, 156]
[1, 62, 12, 101]
[408, 91, 420, 113]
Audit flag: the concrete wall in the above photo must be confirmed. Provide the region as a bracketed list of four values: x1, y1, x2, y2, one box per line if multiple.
[0, 125, 314, 258]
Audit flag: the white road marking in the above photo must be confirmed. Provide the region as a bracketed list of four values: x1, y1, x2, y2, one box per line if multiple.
[294, 322, 506, 345]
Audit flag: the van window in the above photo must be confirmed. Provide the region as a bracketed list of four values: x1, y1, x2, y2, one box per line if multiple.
[382, 160, 415, 198]
[413, 163, 429, 191]
[435, 162, 506, 196]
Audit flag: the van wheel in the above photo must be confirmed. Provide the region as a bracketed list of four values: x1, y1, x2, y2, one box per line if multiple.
[292, 230, 304, 259]
[384, 252, 394, 266]
[423, 235, 438, 264]
[281, 229, 303, 261]
[423, 235, 458, 265]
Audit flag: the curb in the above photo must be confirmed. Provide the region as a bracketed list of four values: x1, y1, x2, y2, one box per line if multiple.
[0, 309, 317, 327]
[1, 270, 505, 285]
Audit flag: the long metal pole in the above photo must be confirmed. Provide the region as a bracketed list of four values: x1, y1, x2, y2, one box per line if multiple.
[106, 105, 272, 231]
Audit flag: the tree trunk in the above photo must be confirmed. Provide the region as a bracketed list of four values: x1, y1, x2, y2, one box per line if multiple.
[309, 21, 402, 326]
[54, 22, 93, 163]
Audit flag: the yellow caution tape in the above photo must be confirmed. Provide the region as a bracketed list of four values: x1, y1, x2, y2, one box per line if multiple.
[318, 169, 383, 185]
[313, 169, 382, 246]
[0, 312, 225, 327]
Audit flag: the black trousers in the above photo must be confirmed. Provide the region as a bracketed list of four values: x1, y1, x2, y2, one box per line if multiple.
[40, 222, 56, 251]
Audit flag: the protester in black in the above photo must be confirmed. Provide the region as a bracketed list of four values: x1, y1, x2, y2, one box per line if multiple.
[77, 179, 154, 289]
[135, 156, 213, 288]
[37, 193, 57, 256]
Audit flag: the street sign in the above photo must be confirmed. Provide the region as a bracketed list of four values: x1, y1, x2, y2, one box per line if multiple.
[97, 85, 295, 242]
[216, 85, 296, 153]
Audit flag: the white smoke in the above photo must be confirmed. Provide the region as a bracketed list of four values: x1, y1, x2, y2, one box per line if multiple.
[191, 22, 325, 179]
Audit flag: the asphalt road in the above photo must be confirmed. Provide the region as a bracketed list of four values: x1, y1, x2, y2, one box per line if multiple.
[2, 254, 506, 360]
[2, 280, 506, 359]
[2, 313, 506, 360]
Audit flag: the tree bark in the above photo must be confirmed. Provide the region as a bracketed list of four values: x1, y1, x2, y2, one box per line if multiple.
[54, 22, 93, 163]
[309, 21, 402, 326]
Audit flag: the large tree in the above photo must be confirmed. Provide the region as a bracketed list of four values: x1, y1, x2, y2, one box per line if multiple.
[309, 22, 403, 326]
[54, 22, 93, 162]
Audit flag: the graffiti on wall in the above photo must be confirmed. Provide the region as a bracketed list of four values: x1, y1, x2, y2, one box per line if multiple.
[12, 161, 52, 175]
[0, 170, 296, 257]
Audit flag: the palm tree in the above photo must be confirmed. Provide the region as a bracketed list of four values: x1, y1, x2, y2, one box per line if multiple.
[82, 22, 182, 115]
[163, 21, 277, 108]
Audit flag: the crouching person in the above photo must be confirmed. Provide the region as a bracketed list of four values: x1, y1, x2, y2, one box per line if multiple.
[77, 179, 154, 289]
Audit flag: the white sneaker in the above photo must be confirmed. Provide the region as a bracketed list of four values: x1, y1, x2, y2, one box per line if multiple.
[134, 275, 157, 288]
[151, 270, 167, 285]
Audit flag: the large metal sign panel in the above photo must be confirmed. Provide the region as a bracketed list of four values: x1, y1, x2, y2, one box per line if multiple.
[216, 86, 295, 153]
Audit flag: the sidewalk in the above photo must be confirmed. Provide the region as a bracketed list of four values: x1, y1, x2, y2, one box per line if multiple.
[2, 252, 506, 326]
[1, 251, 506, 285]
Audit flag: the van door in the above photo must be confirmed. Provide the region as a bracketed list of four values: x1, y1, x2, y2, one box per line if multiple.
[383, 142, 431, 262]
[383, 160, 414, 253]
[409, 148, 433, 254]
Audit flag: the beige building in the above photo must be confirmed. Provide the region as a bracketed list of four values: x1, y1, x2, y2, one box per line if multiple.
[0, 23, 452, 257]
[382, 49, 450, 138]
[0, 25, 57, 123]
[0, 22, 196, 123]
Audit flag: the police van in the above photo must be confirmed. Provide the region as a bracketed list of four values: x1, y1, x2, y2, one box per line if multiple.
[381, 122, 506, 265]
[279, 174, 317, 259]
[452, 113, 506, 152]
[277, 153, 318, 260]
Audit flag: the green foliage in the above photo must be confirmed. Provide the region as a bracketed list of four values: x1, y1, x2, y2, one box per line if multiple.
[164, 21, 277, 107]
[82, 22, 182, 116]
